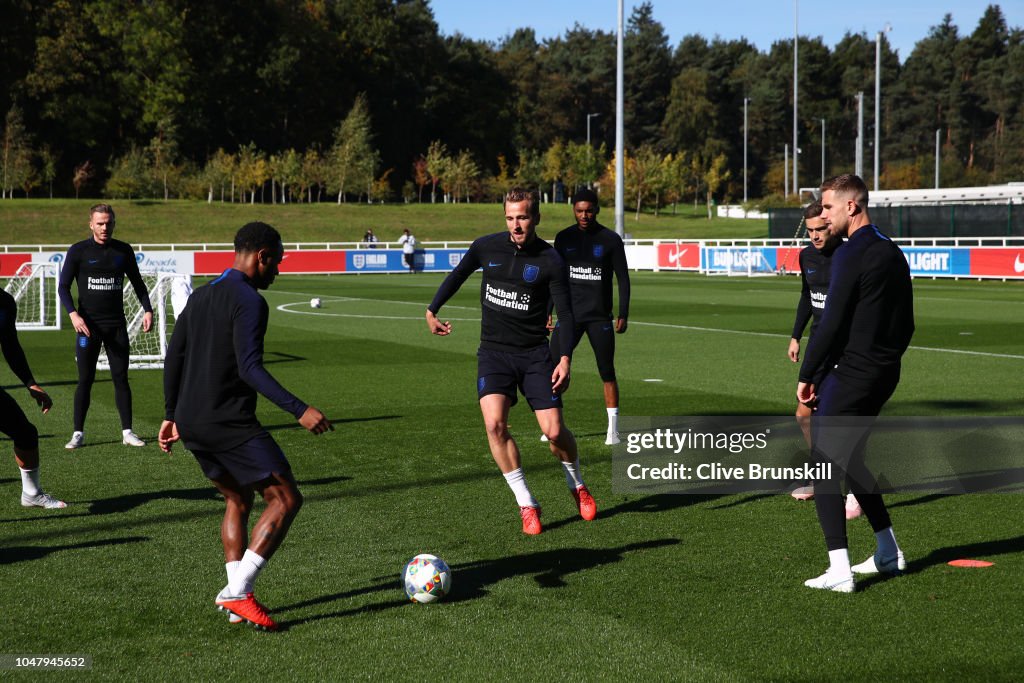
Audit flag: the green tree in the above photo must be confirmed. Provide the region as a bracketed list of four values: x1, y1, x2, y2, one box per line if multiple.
[203, 149, 236, 203]
[625, 3, 671, 148]
[542, 140, 566, 203]
[425, 140, 449, 204]
[328, 94, 379, 203]
[105, 146, 151, 199]
[1, 105, 34, 199]
[446, 150, 481, 203]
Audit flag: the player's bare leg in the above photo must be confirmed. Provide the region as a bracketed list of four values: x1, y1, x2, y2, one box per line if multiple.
[536, 407, 596, 521]
[481, 394, 541, 533]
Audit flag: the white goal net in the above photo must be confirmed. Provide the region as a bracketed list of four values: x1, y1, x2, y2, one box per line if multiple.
[98, 271, 193, 370]
[4, 262, 61, 330]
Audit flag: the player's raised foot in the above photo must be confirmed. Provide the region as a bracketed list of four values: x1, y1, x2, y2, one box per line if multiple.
[852, 550, 906, 576]
[540, 434, 549, 442]
[215, 591, 278, 631]
[571, 485, 597, 521]
[21, 491, 67, 509]
[791, 484, 815, 501]
[519, 505, 542, 535]
[845, 493, 863, 520]
[605, 431, 620, 445]
[804, 570, 855, 593]
[65, 431, 84, 450]
[122, 429, 146, 447]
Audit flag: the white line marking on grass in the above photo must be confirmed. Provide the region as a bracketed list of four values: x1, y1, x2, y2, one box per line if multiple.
[276, 301, 480, 321]
[272, 290, 477, 310]
[643, 378, 664, 382]
[630, 320, 1024, 360]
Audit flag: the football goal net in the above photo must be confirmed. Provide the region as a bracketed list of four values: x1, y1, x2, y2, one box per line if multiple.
[98, 271, 193, 370]
[4, 262, 61, 330]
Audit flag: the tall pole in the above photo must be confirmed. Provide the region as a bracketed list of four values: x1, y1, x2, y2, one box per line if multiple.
[792, 0, 799, 198]
[615, 0, 624, 236]
[935, 128, 941, 189]
[820, 118, 826, 183]
[874, 25, 890, 192]
[743, 97, 749, 203]
[855, 91, 864, 177]
[784, 144, 789, 198]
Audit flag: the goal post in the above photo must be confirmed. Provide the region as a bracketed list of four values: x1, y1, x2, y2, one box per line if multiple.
[97, 271, 193, 370]
[4, 262, 61, 330]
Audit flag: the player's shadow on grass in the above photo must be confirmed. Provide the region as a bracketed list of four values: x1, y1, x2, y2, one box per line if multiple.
[274, 539, 679, 630]
[87, 476, 352, 515]
[0, 536, 148, 565]
[262, 415, 401, 432]
[264, 351, 306, 365]
[543, 494, 727, 531]
[857, 534, 1024, 590]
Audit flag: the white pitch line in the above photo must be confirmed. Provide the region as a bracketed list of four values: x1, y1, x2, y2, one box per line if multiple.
[276, 298, 1024, 361]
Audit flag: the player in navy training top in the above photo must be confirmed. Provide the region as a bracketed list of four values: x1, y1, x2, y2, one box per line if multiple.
[797, 174, 914, 593]
[549, 188, 630, 445]
[426, 188, 597, 535]
[787, 200, 860, 516]
[58, 204, 152, 449]
[159, 222, 332, 631]
[0, 290, 65, 509]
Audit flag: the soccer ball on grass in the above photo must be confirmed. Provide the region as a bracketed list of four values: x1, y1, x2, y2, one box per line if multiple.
[403, 553, 452, 603]
[310, 297, 322, 309]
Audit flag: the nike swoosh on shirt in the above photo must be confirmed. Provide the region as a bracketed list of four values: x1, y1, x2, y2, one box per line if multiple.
[806, 268, 816, 274]
[565, 248, 577, 252]
[488, 262, 502, 267]
[88, 259, 98, 264]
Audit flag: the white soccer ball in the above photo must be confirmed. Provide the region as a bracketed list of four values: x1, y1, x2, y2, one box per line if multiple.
[310, 297, 322, 309]
[403, 553, 452, 604]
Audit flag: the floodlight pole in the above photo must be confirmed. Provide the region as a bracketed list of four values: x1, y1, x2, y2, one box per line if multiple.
[820, 118, 826, 184]
[587, 112, 600, 188]
[792, 0, 799, 199]
[874, 24, 891, 192]
[855, 92, 864, 177]
[784, 144, 789, 198]
[743, 97, 749, 203]
[615, 0, 624, 236]
[935, 128, 941, 188]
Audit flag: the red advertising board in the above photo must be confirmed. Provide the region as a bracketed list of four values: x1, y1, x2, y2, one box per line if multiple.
[657, 242, 700, 269]
[969, 248, 1024, 277]
[193, 250, 347, 275]
[0, 253, 35, 277]
[775, 247, 804, 273]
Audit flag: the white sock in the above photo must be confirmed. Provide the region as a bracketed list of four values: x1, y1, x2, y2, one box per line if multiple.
[122, 428, 134, 436]
[19, 467, 41, 496]
[606, 407, 619, 434]
[562, 459, 584, 490]
[226, 560, 240, 583]
[875, 527, 899, 557]
[502, 468, 538, 508]
[828, 548, 852, 576]
[228, 549, 267, 595]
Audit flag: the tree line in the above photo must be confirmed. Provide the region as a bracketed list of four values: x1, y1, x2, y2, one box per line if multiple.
[1, 1, 1021, 210]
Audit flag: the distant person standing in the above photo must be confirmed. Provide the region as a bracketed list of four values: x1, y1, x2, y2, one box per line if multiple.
[58, 204, 152, 449]
[363, 229, 379, 248]
[549, 189, 630, 445]
[398, 229, 417, 273]
[798, 174, 914, 593]
[0, 288, 65, 509]
[159, 222, 332, 631]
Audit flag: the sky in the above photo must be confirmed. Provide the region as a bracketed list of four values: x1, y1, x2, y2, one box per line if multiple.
[429, 1, 1023, 63]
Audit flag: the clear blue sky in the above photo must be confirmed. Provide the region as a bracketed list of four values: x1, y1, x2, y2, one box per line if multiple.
[430, 1, 1022, 63]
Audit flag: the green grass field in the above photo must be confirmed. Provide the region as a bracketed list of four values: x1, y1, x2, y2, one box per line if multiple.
[1, 272, 1022, 680]
[0, 199, 768, 246]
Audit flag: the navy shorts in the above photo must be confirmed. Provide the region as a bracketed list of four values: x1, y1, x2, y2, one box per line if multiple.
[551, 320, 616, 381]
[477, 345, 563, 411]
[0, 389, 38, 450]
[191, 432, 291, 487]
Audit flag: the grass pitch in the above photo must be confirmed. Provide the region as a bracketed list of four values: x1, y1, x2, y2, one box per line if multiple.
[1, 272, 1022, 680]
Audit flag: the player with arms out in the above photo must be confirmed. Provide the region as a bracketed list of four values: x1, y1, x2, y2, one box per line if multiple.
[425, 188, 596, 535]
[798, 174, 914, 592]
[159, 222, 332, 630]
[548, 188, 630, 445]
[59, 203, 152, 449]
[0, 288, 64, 509]
[786, 200, 861, 518]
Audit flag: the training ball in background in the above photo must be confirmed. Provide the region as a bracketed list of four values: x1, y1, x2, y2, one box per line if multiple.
[403, 554, 452, 603]
[310, 297, 322, 309]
